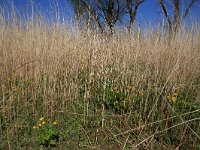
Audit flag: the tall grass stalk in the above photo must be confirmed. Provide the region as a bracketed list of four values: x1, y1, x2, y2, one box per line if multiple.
[0, 6, 200, 149]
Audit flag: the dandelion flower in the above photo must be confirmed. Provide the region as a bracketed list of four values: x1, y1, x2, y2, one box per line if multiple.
[39, 117, 44, 121]
[33, 126, 38, 129]
[53, 121, 57, 125]
[38, 124, 42, 127]
[172, 96, 176, 103]
[42, 121, 46, 125]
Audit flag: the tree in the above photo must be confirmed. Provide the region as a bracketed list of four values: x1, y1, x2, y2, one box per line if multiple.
[69, 0, 145, 34]
[158, 0, 197, 34]
[69, 0, 125, 34]
[126, 0, 145, 33]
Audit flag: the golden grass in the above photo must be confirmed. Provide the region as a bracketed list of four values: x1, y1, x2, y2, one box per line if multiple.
[0, 9, 200, 149]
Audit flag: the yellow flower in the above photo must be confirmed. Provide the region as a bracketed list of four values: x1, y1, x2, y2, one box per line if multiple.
[42, 121, 46, 125]
[173, 93, 178, 96]
[172, 96, 176, 103]
[53, 121, 57, 125]
[33, 126, 38, 129]
[39, 117, 44, 121]
[167, 95, 170, 99]
[38, 124, 42, 127]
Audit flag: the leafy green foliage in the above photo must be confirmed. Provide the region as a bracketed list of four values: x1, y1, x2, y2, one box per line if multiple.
[33, 118, 59, 148]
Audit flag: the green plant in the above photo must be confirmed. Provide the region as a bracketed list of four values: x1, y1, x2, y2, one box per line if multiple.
[104, 87, 135, 114]
[33, 117, 59, 148]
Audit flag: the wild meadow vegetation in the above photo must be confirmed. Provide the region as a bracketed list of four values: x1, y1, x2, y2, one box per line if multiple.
[0, 7, 200, 150]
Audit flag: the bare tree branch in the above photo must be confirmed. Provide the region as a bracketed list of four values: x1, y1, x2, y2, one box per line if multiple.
[182, 0, 197, 20]
[126, 0, 145, 33]
[158, 0, 172, 28]
[70, 0, 144, 34]
[158, 0, 197, 34]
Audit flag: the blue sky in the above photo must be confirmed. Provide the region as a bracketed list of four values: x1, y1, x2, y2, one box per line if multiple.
[0, 0, 199, 26]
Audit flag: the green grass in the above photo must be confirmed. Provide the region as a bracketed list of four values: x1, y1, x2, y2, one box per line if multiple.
[0, 66, 199, 149]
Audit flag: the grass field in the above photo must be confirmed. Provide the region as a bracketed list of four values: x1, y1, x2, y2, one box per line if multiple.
[0, 9, 200, 149]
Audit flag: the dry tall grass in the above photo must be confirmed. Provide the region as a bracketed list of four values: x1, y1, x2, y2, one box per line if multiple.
[0, 8, 200, 149]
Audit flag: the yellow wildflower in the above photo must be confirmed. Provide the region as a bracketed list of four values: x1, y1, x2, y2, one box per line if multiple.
[38, 123, 42, 127]
[39, 117, 44, 121]
[53, 121, 57, 125]
[172, 96, 176, 103]
[167, 95, 170, 99]
[33, 126, 38, 129]
[42, 121, 46, 125]
[173, 93, 178, 96]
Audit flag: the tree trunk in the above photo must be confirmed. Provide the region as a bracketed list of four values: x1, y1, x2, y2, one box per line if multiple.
[127, 0, 141, 34]
[107, 0, 115, 34]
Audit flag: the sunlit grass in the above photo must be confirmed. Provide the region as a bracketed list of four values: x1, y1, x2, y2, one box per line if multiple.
[0, 8, 200, 149]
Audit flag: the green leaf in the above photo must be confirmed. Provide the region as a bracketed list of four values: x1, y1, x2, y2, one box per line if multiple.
[50, 140, 56, 145]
